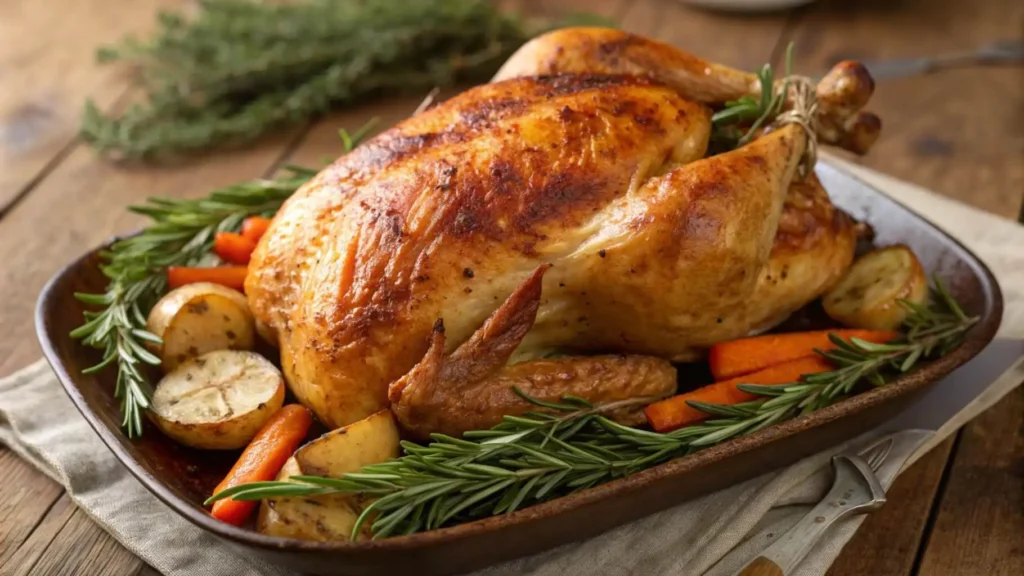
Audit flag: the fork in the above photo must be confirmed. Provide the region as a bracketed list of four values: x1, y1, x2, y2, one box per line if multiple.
[734, 438, 893, 576]
[860, 40, 1024, 80]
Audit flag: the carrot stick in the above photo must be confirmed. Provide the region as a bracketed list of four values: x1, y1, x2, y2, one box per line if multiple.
[211, 404, 313, 526]
[167, 266, 248, 291]
[708, 329, 896, 381]
[214, 232, 257, 265]
[645, 356, 834, 433]
[241, 216, 273, 243]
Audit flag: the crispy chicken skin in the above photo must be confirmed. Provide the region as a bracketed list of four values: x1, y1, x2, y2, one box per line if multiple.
[246, 29, 871, 432]
[496, 28, 881, 154]
[390, 265, 677, 439]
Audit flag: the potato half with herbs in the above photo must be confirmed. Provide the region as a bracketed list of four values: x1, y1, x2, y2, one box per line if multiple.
[146, 282, 255, 371]
[150, 350, 285, 449]
[258, 410, 401, 541]
[823, 245, 928, 330]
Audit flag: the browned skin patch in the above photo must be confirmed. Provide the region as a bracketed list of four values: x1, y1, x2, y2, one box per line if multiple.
[246, 66, 841, 430]
[389, 265, 676, 439]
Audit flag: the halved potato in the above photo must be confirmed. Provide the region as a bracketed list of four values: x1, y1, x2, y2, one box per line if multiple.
[295, 409, 400, 477]
[823, 245, 928, 330]
[257, 410, 401, 542]
[146, 282, 255, 371]
[149, 350, 284, 449]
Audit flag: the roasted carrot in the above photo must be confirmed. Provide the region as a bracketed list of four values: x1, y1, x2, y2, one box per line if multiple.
[214, 232, 257, 265]
[167, 266, 248, 291]
[645, 355, 834, 432]
[241, 216, 273, 244]
[708, 329, 897, 381]
[211, 404, 313, 526]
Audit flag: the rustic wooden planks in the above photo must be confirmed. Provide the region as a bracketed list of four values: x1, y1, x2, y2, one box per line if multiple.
[12, 502, 144, 576]
[0, 449, 64, 567]
[787, 0, 1024, 219]
[0, 0, 1020, 574]
[917, 388, 1024, 574]
[2, 493, 79, 575]
[0, 0, 190, 216]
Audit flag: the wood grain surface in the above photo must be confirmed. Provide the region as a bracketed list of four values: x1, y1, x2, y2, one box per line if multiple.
[917, 387, 1024, 574]
[0, 0, 1021, 574]
[0, 0, 186, 216]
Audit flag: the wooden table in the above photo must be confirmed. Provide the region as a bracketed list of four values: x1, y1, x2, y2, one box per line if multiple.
[1, 0, 1021, 574]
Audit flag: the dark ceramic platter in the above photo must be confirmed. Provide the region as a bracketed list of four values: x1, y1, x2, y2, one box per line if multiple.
[36, 162, 1002, 576]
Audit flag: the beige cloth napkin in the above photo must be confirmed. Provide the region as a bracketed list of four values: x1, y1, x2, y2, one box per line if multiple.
[1, 160, 1022, 576]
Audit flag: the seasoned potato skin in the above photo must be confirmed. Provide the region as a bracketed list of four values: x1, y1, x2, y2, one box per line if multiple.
[294, 409, 400, 477]
[149, 350, 285, 450]
[146, 282, 255, 371]
[823, 245, 927, 330]
[258, 412, 401, 542]
[257, 458, 371, 541]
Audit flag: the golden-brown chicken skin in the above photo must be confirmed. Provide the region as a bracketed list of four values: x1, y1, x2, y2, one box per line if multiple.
[246, 29, 871, 431]
[247, 74, 716, 429]
[390, 265, 677, 439]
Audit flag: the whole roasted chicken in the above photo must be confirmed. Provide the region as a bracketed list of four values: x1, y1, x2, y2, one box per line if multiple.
[246, 28, 880, 437]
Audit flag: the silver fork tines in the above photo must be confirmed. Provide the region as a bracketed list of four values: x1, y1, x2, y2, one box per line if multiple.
[859, 436, 894, 472]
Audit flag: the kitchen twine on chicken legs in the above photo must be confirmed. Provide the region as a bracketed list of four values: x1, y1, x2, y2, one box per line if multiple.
[774, 75, 820, 177]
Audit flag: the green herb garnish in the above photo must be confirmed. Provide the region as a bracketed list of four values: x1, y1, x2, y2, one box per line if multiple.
[70, 121, 378, 437]
[207, 282, 977, 539]
[709, 43, 795, 153]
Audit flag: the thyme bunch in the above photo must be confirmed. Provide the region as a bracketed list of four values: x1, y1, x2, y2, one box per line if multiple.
[80, 0, 608, 159]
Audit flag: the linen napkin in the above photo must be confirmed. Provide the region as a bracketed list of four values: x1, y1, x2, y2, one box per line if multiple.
[2, 159, 1023, 576]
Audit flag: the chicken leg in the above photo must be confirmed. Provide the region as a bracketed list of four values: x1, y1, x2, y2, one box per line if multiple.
[494, 27, 881, 154]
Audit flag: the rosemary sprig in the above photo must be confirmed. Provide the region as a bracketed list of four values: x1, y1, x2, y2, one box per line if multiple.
[207, 280, 977, 539]
[710, 43, 795, 153]
[81, 0, 611, 159]
[681, 278, 979, 446]
[208, 394, 689, 540]
[70, 121, 377, 437]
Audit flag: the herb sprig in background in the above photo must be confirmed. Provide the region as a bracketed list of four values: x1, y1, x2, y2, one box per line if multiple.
[81, 0, 608, 159]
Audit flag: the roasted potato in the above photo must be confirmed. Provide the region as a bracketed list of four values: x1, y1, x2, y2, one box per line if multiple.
[149, 350, 285, 449]
[823, 245, 928, 330]
[254, 317, 278, 347]
[257, 410, 401, 541]
[295, 409, 400, 477]
[146, 282, 255, 371]
[256, 457, 371, 541]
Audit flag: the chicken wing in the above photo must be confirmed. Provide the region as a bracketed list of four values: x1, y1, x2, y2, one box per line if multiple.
[389, 265, 676, 439]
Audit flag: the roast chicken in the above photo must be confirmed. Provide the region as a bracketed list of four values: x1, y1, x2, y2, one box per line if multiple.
[246, 28, 879, 437]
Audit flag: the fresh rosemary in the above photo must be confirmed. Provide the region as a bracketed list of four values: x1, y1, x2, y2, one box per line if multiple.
[70, 121, 378, 437]
[709, 43, 795, 154]
[81, 0, 609, 159]
[207, 280, 977, 539]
